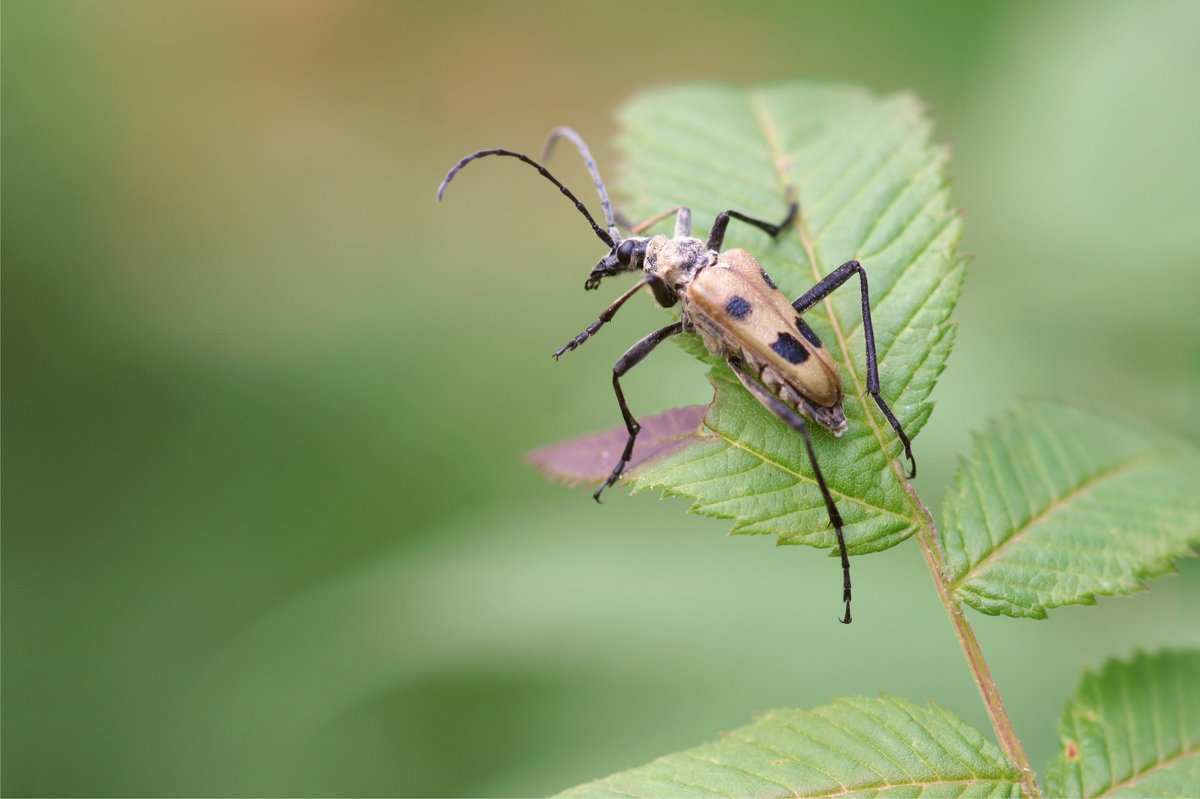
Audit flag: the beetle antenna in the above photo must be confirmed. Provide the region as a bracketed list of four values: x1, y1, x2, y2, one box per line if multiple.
[437, 148, 615, 249]
[542, 127, 621, 245]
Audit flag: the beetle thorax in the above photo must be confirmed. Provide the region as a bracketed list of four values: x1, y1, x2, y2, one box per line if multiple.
[644, 235, 717, 290]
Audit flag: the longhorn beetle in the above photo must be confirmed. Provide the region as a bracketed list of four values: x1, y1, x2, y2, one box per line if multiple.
[438, 127, 915, 623]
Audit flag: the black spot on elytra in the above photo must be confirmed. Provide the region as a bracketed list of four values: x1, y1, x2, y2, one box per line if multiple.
[725, 295, 752, 320]
[795, 317, 822, 348]
[770, 332, 809, 364]
[760, 269, 778, 290]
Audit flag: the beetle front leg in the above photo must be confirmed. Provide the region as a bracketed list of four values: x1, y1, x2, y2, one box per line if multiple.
[595, 322, 684, 502]
[554, 275, 675, 358]
[792, 259, 916, 478]
[553, 278, 649, 359]
[728, 360, 852, 624]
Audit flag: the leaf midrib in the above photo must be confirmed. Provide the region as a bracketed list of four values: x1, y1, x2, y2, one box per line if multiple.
[748, 89, 915, 498]
[588, 773, 1018, 799]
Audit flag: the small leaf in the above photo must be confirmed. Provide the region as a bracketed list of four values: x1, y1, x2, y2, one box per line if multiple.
[1045, 649, 1200, 798]
[527, 406, 707, 487]
[610, 81, 963, 554]
[941, 401, 1200, 618]
[556, 696, 1021, 798]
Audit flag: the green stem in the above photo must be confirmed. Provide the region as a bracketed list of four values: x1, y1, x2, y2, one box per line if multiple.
[903, 482, 1043, 799]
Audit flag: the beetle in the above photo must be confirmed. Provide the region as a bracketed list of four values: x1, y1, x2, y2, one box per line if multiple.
[438, 127, 915, 623]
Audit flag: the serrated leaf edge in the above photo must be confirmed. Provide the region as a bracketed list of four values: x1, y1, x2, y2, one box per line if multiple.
[558, 695, 1021, 798]
[1048, 649, 1200, 798]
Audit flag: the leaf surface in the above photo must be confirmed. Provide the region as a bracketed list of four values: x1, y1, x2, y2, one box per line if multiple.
[557, 696, 1020, 798]
[1044, 649, 1200, 798]
[611, 82, 963, 553]
[941, 401, 1200, 617]
[527, 406, 707, 486]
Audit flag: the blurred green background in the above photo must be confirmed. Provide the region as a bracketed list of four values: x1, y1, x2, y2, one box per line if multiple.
[4, 1, 1198, 795]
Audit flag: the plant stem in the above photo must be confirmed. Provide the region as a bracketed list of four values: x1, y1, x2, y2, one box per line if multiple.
[903, 482, 1043, 799]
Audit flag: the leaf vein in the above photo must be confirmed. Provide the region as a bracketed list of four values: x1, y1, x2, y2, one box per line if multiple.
[952, 452, 1166, 590]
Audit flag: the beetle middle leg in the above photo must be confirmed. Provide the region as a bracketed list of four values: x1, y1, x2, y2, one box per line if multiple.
[595, 321, 685, 502]
[728, 359, 853, 624]
[791, 259, 916, 478]
[706, 186, 799, 251]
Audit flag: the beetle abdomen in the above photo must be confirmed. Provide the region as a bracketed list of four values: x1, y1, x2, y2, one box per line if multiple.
[738, 350, 848, 436]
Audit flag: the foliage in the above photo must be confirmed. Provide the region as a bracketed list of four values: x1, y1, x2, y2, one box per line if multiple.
[560, 697, 1021, 798]
[560, 651, 1199, 798]
[1044, 650, 1200, 798]
[942, 402, 1200, 618]
[535, 81, 1200, 798]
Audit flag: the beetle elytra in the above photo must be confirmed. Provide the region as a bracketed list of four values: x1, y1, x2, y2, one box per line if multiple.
[438, 127, 915, 624]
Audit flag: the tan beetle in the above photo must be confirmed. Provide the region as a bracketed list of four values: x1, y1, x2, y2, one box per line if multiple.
[439, 127, 914, 624]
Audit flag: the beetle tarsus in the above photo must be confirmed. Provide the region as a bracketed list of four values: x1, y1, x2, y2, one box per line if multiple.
[554, 338, 582, 360]
[594, 466, 623, 503]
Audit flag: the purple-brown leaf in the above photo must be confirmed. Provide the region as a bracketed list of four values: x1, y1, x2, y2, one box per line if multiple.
[526, 405, 709, 487]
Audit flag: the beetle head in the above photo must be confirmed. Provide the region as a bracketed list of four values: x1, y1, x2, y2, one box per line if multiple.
[585, 237, 649, 290]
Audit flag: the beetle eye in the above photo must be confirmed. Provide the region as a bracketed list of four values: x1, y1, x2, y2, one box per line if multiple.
[616, 239, 636, 265]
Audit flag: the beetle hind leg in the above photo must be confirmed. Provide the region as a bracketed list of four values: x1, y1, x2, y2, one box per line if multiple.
[791, 259, 916, 479]
[728, 360, 853, 624]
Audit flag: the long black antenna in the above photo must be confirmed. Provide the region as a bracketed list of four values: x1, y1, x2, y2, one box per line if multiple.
[542, 127, 620, 245]
[437, 148, 615, 249]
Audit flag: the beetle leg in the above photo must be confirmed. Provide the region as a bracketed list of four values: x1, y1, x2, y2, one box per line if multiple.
[706, 186, 798, 250]
[623, 205, 692, 237]
[728, 359, 852, 624]
[791, 260, 916, 479]
[595, 322, 685, 502]
[554, 277, 660, 359]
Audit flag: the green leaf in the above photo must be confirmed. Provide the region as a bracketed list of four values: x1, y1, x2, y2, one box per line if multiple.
[557, 696, 1021, 798]
[617, 82, 963, 554]
[941, 401, 1200, 617]
[1045, 649, 1200, 798]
